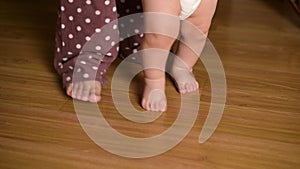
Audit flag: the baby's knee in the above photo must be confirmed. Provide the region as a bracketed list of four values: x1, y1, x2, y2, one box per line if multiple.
[180, 24, 208, 44]
[196, 24, 210, 37]
[143, 33, 177, 50]
[143, 13, 180, 50]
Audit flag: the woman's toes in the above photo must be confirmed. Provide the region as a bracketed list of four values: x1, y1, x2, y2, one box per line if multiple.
[66, 84, 73, 96]
[88, 95, 100, 103]
[88, 95, 95, 102]
[71, 83, 79, 99]
[66, 81, 102, 103]
[89, 82, 101, 102]
[81, 86, 90, 101]
[75, 83, 84, 100]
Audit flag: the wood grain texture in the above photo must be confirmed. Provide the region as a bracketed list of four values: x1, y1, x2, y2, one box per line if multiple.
[0, 0, 299, 169]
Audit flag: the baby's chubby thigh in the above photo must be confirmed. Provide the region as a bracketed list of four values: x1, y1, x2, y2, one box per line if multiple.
[180, 0, 218, 52]
[184, 0, 218, 35]
[142, 0, 181, 42]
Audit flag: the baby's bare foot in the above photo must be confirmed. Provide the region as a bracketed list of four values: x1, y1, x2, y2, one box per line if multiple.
[141, 77, 167, 112]
[171, 59, 199, 94]
[66, 80, 101, 103]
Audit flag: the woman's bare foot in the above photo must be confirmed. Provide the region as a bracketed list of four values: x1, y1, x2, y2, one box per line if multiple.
[66, 80, 101, 103]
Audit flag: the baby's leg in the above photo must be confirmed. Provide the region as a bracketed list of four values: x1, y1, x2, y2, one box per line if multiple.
[172, 0, 218, 94]
[54, 0, 119, 102]
[141, 0, 181, 111]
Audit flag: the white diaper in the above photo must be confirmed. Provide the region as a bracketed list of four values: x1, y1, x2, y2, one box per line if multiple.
[179, 0, 202, 20]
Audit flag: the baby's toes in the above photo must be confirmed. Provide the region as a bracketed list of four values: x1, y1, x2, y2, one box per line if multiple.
[178, 83, 186, 94]
[151, 102, 159, 112]
[159, 100, 167, 112]
[194, 82, 199, 91]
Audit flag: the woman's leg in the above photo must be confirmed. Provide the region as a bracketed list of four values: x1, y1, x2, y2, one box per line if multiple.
[54, 0, 119, 102]
[116, 0, 143, 62]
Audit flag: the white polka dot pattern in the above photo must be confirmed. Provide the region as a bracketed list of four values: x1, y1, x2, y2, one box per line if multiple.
[54, 0, 143, 88]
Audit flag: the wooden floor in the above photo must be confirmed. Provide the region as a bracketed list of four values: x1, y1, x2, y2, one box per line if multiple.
[0, 0, 300, 168]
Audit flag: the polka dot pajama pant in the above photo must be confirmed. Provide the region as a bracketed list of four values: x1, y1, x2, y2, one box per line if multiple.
[54, 0, 143, 89]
